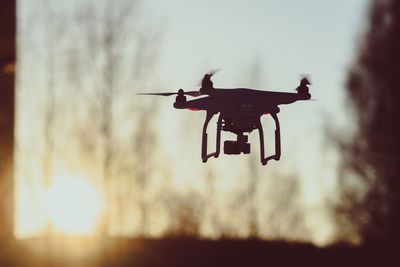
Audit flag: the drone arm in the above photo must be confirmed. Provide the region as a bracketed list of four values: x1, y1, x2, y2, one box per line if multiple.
[201, 112, 222, 162]
[257, 112, 281, 165]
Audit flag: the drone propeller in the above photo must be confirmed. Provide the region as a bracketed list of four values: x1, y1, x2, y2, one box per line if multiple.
[137, 90, 202, 97]
[138, 71, 221, 97]
[208, 69, 220, 77]
[137, 92, 177, 96]
[300, 74, 311, 85]
[197, 69, 220, 86]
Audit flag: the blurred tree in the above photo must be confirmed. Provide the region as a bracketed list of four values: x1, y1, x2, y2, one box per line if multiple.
[337, 0, 400, 244]
[245, 58, 263, 237]
[264, 174, 310, 241]
[246, 155, 260, 237]
[16, 0, 161, 236]
[164, 190, 203, 237]
[62, 0, 161, 235]
[132, 102, 158, 235]
[39, 0, 64, 241]
[0, 0, 16, 239]
[204, 169, 222, 237]
[41, 0, 57, 188]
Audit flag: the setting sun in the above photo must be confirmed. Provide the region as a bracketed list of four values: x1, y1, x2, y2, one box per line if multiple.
[44, 173, 103, 235]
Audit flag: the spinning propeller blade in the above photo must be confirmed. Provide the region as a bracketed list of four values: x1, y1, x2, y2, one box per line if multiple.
[300, 74, 311, 85]
[197, 69, 220, 86]
[137, 92, 177, 96]
[209, 69, 220, 77]
[185, 91, 202, 97]
[137, 90, 203, 97]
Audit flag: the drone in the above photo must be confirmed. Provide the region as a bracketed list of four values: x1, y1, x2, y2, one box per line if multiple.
[139, 72, 312, 165]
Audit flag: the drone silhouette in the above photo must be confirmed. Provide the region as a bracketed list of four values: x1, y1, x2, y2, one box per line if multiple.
[139, 72, 312, 165]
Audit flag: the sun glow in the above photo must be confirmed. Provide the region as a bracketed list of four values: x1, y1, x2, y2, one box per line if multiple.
[44, 173, 103, 235]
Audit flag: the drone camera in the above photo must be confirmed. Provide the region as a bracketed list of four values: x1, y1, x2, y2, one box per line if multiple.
[224, 135, 250, 155]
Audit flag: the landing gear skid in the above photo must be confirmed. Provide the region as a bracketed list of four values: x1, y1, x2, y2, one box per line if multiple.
[257, 112, 281, 165]
[201, 112, 222, 162]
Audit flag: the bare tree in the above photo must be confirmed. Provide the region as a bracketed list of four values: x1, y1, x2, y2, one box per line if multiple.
[41, 0, 57, 188]
[335, 0, 400, 244]
[59, 0, 162, 235]
[132, 102, 158, 235]
[164, 190, 204, 237]
[245, 57, 263, 237]
[204, 169, 222, 237]
[264, 174, 310, 241]
[13, 0, 162, 239]
[246, 156, 260, 237]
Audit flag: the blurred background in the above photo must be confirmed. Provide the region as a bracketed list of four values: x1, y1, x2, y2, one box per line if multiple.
[1, 0, 400, 266]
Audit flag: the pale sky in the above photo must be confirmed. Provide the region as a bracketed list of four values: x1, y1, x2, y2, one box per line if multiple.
[143, 0, 369, 243]
[16, 0, 370, 245]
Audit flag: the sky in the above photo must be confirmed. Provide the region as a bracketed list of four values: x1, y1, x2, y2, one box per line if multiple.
[142, 0, 369, 243]
[15, 0, 370, 245]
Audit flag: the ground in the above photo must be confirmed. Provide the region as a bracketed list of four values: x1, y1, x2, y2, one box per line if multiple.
[0, 237, 397, 267]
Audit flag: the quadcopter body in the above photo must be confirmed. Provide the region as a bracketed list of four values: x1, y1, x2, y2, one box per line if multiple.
[139, 73, 312, 165]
